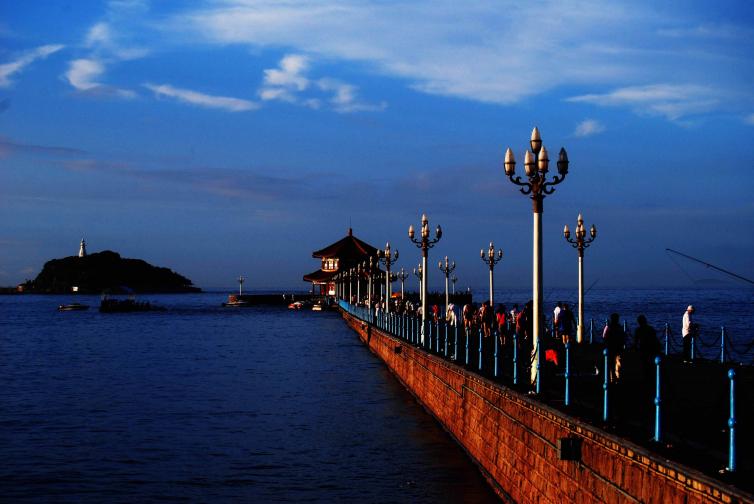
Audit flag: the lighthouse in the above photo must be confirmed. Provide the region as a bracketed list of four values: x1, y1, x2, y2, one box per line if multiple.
[78, 238, 87, 258]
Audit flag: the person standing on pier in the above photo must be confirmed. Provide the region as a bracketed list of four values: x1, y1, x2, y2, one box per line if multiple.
[603, 313, 626, 384]
[558, 303, 576, 345]
[681, 305, 697, 363]
[634, 314, 660, 412]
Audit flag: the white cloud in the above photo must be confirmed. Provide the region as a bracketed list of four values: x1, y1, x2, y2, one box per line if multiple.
[165, 0, 754, 119]
[573, 119, 605, 137]
[65, 58, 105, 91]
[317, 78, 386, 113]
[0, 44, 64, 88]
[567, 84, 720, 121]
[259, 54, 385, 112]
[64, 58, 136, 98]
[144, 83, 258, 112]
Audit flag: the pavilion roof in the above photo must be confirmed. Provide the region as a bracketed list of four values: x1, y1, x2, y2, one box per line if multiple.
[312, 228, 378, 260]
[302, 268, 337, 283]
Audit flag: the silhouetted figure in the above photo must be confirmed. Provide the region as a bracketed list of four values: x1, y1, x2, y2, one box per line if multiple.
[681, 305, 697, 362]
[558, 303, 576, 345]
[603, 313, 626, 384]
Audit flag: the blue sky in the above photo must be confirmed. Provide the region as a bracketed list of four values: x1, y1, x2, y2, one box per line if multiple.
[1, 0, 753, 291]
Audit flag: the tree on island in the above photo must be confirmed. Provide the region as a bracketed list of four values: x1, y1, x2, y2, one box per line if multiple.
[24, 250, 200, 294]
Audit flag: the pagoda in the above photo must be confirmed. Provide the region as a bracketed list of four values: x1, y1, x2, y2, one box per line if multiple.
[303, 228, 379, 297]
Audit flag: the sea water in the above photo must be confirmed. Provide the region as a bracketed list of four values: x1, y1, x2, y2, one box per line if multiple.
[0, 293, 497, 503]
[1, 288, 751, 502]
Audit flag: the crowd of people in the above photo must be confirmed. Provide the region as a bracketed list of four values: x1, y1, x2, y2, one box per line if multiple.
[351, 294, 699, 391]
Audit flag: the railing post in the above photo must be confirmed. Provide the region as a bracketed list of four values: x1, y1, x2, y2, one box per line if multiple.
[727, 368, 736, 473]
[494, 331, 499, 378]
[444, 322, 449, 357]
[720, 326, 726, 364]
[436, 320, 440, 353]
[478, 328, 483, 371]
[535, 339, 541, 395]
[691, 332, 695, 361]
[664, 322, 669, 355]
[589, 318, 594, 344]
[603, 348, 609, 423]
[564, 342, 570, 406]
[454, 324, 458, 361]
[654, 356, 662, 443]
[513, 332, 518, 385]
[465, 328, 470, 365]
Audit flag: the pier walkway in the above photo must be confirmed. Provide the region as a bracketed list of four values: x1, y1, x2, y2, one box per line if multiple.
[339, 300, 753, 503]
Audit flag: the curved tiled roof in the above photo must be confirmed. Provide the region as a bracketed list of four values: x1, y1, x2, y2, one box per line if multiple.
[312, 228, 378, 259]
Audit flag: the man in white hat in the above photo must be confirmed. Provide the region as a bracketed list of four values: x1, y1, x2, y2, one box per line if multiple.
[681, 305, 697, 362]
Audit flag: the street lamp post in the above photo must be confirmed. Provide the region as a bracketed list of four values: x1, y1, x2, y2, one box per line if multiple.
[357, 263, 361, 303]
[504, 127, 569, 392]
[564, 214, 597, 344]
[438, 256, 456, 315]
[378, 242, 399, 313]
[409, 214, 442, 344]
[238, 275, 245, 296]
[396, 267, 409, 298]
[480, 242, 503, 307]
[364, 256, 375, 311]
[413, 264, 423, 304]
[348, 267, 353, 303]
[451, 275, 458, 295]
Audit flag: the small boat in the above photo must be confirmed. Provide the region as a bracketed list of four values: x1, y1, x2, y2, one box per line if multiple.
[58, 303, 89, 312]
[223, 294, 251, 307]
[100, 296, 162, 313]
[312, 303, 323, 311]
[288, 301, 304, 310]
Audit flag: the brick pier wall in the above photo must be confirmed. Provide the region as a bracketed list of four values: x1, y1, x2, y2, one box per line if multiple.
[341, 311, 752, 504]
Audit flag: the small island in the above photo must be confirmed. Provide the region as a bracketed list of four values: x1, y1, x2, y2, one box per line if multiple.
[22, 242, 200, 294]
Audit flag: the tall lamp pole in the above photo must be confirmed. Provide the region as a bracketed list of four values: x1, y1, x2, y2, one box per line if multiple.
[504, 127, 569, 391]
[238, 275, 245, 296]
[356, 264, 361, 303]
[451, 275, 458, 295]
[438, 256, 456, 315]
[364, 256, 375, 310]
[396, 267, 409, 298]
[480, 242, 503, 307]
[413, 264, 423, 304]
[378, 242, 399, 313]
[564, 214, 597, 344]
[408, 214, 442, 344]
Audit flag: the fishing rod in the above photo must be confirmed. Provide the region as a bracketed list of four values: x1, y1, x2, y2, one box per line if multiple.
[665, 248, 754, 286]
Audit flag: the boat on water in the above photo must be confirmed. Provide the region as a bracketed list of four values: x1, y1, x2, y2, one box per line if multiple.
[288, 301, 304, 310]
[312, 302, 323, 311]
[58, 303, 89, 312]
[223, 294, 251, 307]
[99, 296, 162, 313]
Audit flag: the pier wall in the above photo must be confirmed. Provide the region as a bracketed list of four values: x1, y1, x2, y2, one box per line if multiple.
[341, 311, 749, 504]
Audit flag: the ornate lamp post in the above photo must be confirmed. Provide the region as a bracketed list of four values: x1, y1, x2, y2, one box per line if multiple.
[348, 267, 353, 303]
[504, 127, 569, 391]
[408, 214, 442, 344]
[378, 242, 399, 313]
[564, 213, 597, 343]
[413, 264, 423, 303]
[396, 267, 409, 298]
[438, 256, 456, 315]
[451, 275, 458, 295]
[363, 256, 376, 310]
[356, 263, 362, 303]
[480, 242, 503, 307]
[238, 275, 245, 296]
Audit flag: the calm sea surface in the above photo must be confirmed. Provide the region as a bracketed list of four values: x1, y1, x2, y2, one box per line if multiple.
[1, 288, 752, 502]
[0, 293, 498, 503]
